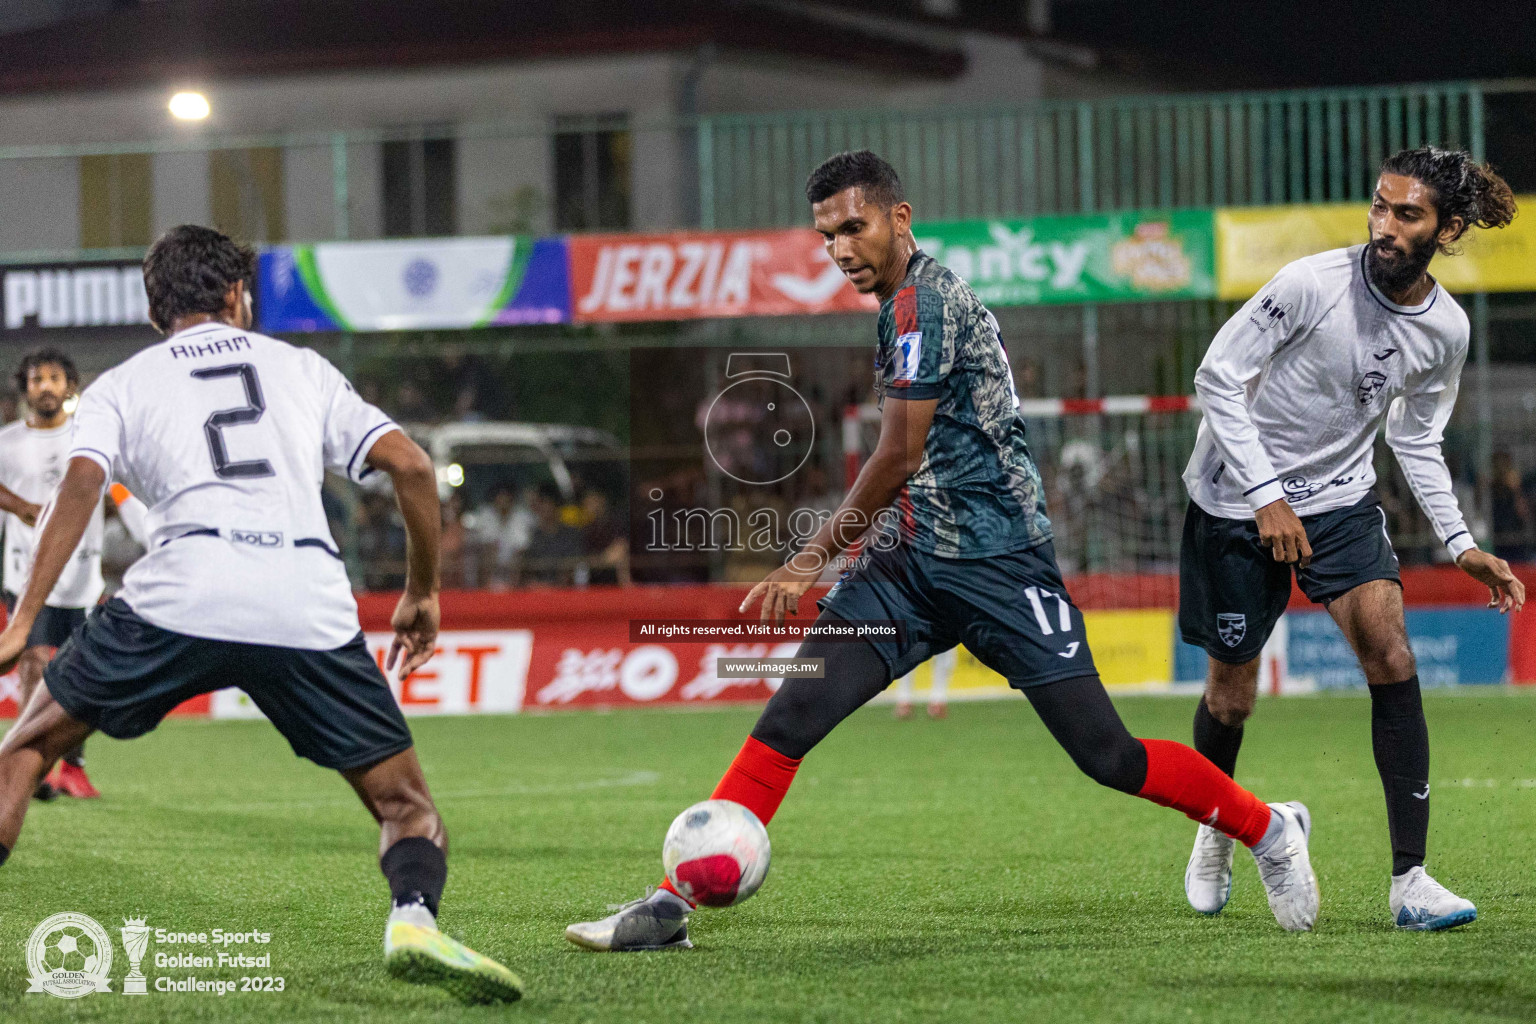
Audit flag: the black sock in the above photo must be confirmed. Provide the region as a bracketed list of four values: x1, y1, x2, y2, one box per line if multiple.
[380, 836, 446, 917]
[0, 842, 9, 867]
[1192, 697, 1244, 778]
[63, 744, 84, 768]
[1370, 675, 1430, 876]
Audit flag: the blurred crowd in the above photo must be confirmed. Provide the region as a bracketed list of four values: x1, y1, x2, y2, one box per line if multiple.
[1489, 450, 1535, 563]
[341, 478, 629, 592]
[6, 349, 1531, 599]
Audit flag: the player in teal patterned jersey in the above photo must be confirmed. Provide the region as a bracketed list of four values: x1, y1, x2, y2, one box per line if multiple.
[872, 247, 1049, 556]
[566, 150, 1319, 952]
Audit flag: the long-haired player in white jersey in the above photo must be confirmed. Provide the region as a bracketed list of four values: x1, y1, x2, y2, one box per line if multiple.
[1178, 148, 1525, 931]
[0, 226, 522, 1002]
[0, 350, 115, 799]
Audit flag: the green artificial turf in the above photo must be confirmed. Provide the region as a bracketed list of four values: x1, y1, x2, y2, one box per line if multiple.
[2, 691, 1534, 1023]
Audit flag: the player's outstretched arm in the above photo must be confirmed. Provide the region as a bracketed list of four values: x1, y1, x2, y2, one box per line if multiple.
[741, 396, 937, 625]
[365, 430, 442, 681]
[0, 456, 103, 674]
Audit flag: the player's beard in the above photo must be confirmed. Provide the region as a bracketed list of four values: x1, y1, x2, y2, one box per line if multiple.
[1365, 234, 1436, 297]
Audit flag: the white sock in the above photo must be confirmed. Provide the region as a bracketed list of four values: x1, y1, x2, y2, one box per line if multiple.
[930, 649, 956, 704]
[388, 898, 437, 929]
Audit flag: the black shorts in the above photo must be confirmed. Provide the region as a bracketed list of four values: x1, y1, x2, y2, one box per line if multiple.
[818, 540, 1098, 687]
[44, 598, 414, 772]
[3, 592, 88, 650]
[1178, 493, 1400, 664]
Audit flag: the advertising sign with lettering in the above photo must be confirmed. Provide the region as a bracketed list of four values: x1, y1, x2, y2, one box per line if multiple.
[914, 209, 1216, 306]
[1, 261, 152, 333]
[568, 230, 877, 323]
[1286, 608, 1508, 687]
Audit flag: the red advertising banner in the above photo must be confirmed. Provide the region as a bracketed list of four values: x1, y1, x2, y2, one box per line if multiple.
[569, 230, 877, 323]
[3, 572, 1525, 721]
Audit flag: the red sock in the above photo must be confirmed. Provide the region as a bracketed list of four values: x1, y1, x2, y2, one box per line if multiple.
[658, 737, 802, 903]
[1137, 739, 1273, 848]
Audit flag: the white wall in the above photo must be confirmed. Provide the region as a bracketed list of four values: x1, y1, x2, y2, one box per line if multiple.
[343, 140, 384, 241]
[281, 144, 335, 242]
[0, 155, 78, 253]
[0, 37, 1069, 248]
[151, 151, 210, 237]
[457, 135, 552, 236]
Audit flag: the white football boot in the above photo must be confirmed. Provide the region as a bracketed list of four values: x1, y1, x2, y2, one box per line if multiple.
[1390, 866, 1477, 931]
[1250, 802, 1319, 932]
[565, 887, 694, 951]
[1185, 823, 1236, 914]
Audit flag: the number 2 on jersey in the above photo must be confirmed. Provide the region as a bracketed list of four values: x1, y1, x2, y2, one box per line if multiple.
[192, 363, 275, 479]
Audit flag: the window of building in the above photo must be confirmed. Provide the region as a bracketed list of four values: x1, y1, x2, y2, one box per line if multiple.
[79, 153, 152, 248]
[553, 115, 631, 231]
[383, 135, 457, 237]
[210, 148, 287, 243]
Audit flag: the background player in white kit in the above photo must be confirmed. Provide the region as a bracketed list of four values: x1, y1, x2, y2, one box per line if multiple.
[1178, 148, 1526, 931]
[0, 349, 134, 800]
[892, 647, 956, 719]
[0, 226, 522, 1002]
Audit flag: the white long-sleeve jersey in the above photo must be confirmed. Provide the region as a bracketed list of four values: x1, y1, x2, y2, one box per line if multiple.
[1183, 244, 1475, 560]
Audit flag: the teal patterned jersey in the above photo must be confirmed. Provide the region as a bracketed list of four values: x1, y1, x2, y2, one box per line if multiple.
[873, 251, 1052, 557]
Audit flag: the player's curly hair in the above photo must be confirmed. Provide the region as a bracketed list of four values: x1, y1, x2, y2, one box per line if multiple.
[805, 150, 905, 208]
[14, 347, 78, 394]
[1380, 147, 1518, 255]
[142, 224, 256, 331]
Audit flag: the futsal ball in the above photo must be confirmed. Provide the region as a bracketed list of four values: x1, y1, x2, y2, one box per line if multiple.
[662, 799, 771, 907]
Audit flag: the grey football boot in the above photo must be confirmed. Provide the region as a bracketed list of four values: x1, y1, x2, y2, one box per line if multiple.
[565, 887, 694, 951]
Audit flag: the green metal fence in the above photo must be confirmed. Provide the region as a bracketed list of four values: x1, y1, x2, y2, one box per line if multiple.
[699, 82, 1486, 228]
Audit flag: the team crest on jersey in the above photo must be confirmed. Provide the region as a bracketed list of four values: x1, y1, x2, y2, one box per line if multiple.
[1217, 613, 1247, 647]
[1356, 370, 1387, 405]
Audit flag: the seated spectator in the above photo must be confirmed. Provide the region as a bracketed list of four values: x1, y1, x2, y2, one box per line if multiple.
[579, 488, 630, 586]
[393, 381, 435, 423]
[467, 485, 534, 589]
[523, 481, 582, 586]
[1491, 450, 1533, 563]
[440, 491, 471, 589]
[356, 491, 407, 591]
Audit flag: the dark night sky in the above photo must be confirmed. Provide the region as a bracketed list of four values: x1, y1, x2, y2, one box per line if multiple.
[1044, 0, 1536, 189]
[1046, 0, 1536, 88]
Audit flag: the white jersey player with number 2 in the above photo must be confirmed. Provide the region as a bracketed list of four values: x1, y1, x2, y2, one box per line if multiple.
[0, 224, 523, 1004]
[68, 322, 394, 648]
